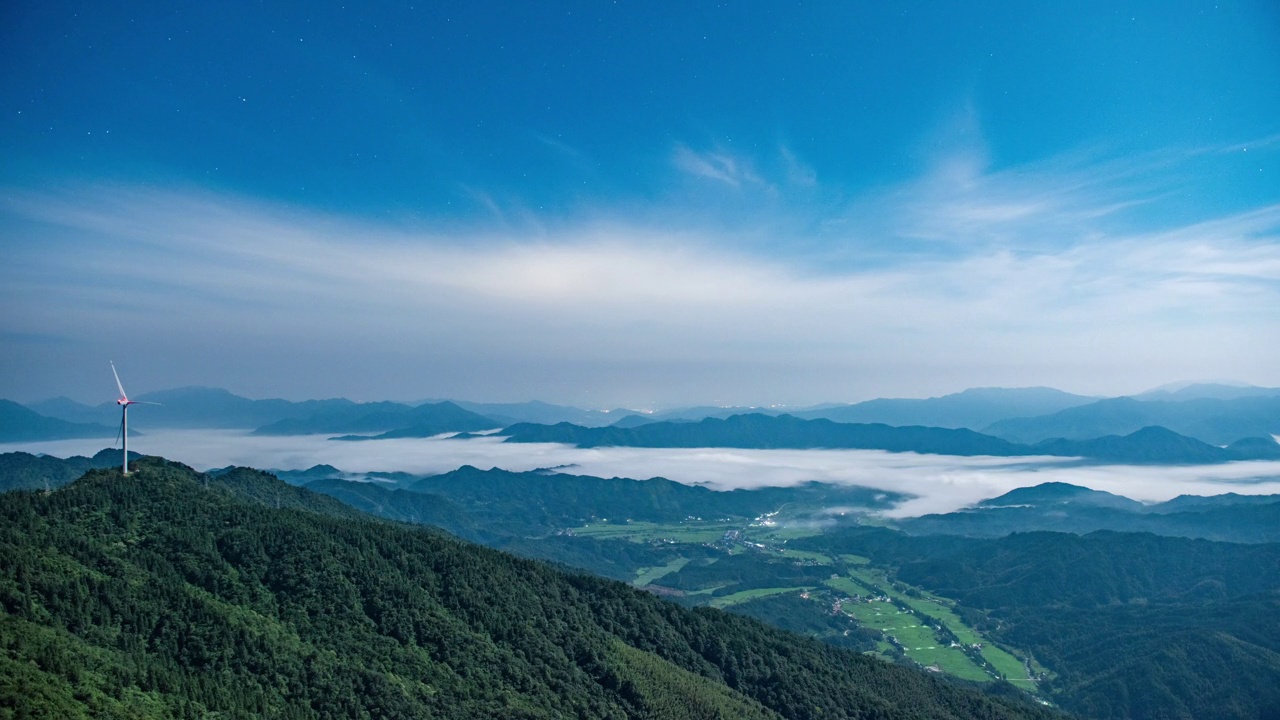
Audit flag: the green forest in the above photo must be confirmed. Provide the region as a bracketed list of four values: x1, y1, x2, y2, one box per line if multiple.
[791, 528, 1280, 719]
[0, 458, 1060, 720]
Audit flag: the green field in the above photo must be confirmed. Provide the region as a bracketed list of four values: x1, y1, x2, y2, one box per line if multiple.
[708, 586, 811, 609]
[749, 525, 824, 541]
[570, 517, 1042, 693]
[836, 567, 1040, 690]
[837, 597, 988, 680]
[849, 566, 1039, 681]
[774, 549, 834, 564]
[633, 557, 691, 587]
[572, 520, 737, 543]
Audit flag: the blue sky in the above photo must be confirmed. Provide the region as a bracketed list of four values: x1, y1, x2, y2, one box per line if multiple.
[2, 0, 1278, 407]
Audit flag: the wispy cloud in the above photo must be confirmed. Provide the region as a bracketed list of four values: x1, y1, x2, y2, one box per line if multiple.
[2, 131, 1278, 405]
[672, 144, 765, 188]
[779, 145, 817, 187]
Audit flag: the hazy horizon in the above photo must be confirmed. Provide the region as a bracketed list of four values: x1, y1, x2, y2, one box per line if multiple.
[12, 377, 1277, 412]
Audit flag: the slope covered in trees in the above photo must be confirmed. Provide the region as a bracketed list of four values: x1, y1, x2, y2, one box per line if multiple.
[0, 459, 1060, 720]
[0, 448, 140, 493]
[793, 527, 1280, 719]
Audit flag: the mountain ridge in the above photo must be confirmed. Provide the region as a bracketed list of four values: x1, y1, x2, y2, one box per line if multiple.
[0, 399, 117, 442]
[985, 395, 1280, 445]
[495, 413, 1280, 464]
[0, 457, 1060, 720]
[794, 387, 1098, 429]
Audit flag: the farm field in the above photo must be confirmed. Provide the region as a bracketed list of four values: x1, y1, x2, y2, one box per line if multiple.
[839, 567, 1042, 689]
[775, 548, 834, 564]
[633, 557, 690, 586]
[571, 520, 737, 543]
[708, 586, 813, 609]
[568, 517, 1043, 694]
[839, 597, 990, 681]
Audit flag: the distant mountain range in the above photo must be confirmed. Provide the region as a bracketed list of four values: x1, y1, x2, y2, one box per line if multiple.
[21, 389, 505, 438]
[452, 400, 634, 427]
[23, 388, 633, 437]
[255, 400, 497, 437]
[793, 387, 1099, 429]
[13, 381, 1279, 449]
[984, 395, 1280, 445]
[1134, 381, 1280, 401]
[898, 481, 1280, 543]
[501, 414, 1026, 455]
[26, 387, 362, 429]
[0, 399, 117, 443]
[496, 413, 1280, 464]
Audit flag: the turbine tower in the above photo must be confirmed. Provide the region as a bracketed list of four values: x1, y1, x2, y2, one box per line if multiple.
[111, 362, 158, 475]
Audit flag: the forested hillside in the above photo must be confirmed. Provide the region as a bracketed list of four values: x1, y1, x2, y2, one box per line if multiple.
[0, 448, 139, 493]
[794, 528, 1280, 720]
[0, 459, 1060, 720]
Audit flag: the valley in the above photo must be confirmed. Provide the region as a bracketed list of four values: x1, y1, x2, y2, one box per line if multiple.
[565, 514, 1045, 696]
[8, 2, 1277, 717]
[4, 382, 1279, 719]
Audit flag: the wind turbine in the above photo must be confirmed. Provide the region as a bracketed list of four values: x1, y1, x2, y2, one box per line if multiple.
[111, 362, 159, 475]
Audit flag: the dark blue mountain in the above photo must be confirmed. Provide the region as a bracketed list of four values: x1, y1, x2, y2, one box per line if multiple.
[794, 387, 1097, 429]
[985, 395, 1280, 445]
[898, 481, 1280, 543]
[496, 413, 1280, 463]
[0, 400, 117, 442]
[1135, 382, 1280, 401]
[501, 413, 1027, 455]
[1030, 425, 1276, 463]
[452, 400, 634, 427]
[253, 400, 497, 436]
[976, 482, 1145, 511]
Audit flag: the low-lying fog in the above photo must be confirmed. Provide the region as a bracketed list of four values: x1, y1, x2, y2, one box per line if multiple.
[8, 430, 1280, 517]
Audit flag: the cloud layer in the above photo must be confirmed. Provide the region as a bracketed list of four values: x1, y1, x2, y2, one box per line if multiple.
[8, 431, 1280, 518]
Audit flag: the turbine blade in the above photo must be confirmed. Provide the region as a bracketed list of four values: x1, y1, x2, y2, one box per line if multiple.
[110, 361, 128, 401]
[116, 415, 124, 446]
[135, 401, 163, 406]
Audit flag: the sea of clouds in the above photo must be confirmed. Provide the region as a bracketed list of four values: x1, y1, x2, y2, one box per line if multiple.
[6, 430, 1280, 517]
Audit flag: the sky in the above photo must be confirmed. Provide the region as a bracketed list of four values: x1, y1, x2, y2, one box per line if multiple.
[2, 0, 1279, 408]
